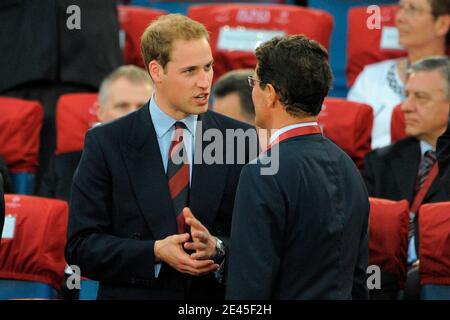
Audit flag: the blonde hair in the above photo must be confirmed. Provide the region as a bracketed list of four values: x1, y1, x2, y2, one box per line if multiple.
[140, 14, 210, 71]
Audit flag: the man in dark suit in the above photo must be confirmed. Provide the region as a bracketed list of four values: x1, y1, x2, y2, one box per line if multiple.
[225, 35, 370, 300]
[39, 65, 153, 202]
[363, 57, 450, 299]
[65, 14, 254, 300]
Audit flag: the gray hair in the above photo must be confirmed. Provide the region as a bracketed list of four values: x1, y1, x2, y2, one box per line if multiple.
[98, 65, 153, 105]
[408, 56, 450, 100]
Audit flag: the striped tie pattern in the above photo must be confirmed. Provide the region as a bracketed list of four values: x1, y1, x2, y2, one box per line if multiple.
[167, 122, 190, 234]
[408, 150, 437, 241]
[416, 150, 437, 191]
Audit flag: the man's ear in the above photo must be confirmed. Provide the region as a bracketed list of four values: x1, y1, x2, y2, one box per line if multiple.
[149, 60, 164, 83]
[435, 14, 450, 38]
[94, 101, 104, 122]
[264, 83, 278, 108]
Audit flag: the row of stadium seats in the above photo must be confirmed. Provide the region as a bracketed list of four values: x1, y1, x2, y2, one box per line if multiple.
[118, 4, 449, 85]
[369, 199, 450, 300]
[1, 194, 448, 299]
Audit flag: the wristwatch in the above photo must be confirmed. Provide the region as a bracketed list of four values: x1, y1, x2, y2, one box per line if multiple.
[213, 237, 226, 262]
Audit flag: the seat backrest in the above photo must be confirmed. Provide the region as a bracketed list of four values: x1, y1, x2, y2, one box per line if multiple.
[391, 103, 407, 143]
[419, 201, 450, 287]
[55, 93, 99, 155]
[318, 97, 373, 170]
[117, 5, 167, 68]
[347, 5, 406, 87]
[368, 197, 409, 287]
[188, 4, 333, 82]
[0, 195, 68, 293]
[0, 97, 43, 173]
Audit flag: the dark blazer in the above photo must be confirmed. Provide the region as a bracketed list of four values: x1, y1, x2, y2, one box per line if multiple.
[65, 105, 253, 300]
[225, 134, 370, 299]
[437, 121, 450, 197]
[0, 0, 122, 92]
[363, 137, 448, 205]
[38, 152, 83, 203]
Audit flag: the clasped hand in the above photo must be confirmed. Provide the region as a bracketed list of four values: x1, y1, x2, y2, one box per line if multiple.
[153, 207, 219, 276]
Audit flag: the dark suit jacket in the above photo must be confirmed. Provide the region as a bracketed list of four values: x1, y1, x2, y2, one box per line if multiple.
[363, 137, 448, 205]
[225, 134, 370, 299]
[38, 152, 82, 203]
[65, 105, 253, 300]
[0, 0, 122, 92]
[437, 121, 450, 197]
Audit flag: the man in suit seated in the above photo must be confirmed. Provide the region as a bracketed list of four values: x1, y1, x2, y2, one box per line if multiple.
[225, 35, 370, 300]
[363, 56, 450, 299]
[212, 69, 255, 125]
[38, 65, 153, 202]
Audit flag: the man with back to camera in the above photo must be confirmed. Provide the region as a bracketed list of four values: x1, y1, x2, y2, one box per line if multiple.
[65, 14, 254, 300]
[225, 35, 370, 300]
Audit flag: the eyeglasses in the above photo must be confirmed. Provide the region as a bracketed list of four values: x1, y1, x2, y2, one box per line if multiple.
[247, 76, 262, 88]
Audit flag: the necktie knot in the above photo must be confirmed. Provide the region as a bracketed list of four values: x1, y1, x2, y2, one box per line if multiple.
[423, 150, 437, 166]
[175, 121, 186, 130]
[173, 122, 186, 142]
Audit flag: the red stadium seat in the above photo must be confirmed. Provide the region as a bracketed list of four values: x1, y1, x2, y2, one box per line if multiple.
[55, 93, 99, 155]
[0, 195, 68, 299]
[318, 98, 373, 170]
[419, 202, 450, 299]
[188, 4, 333, 82]
[347, 5, 450, 87]
[368, 197, 409, 288]
[391, 103, 407, 143]
[347, 5, 406, 87]
[117, 5, 167, 68]
[0, 97, 43, 194]
[0, 97, 43, 173]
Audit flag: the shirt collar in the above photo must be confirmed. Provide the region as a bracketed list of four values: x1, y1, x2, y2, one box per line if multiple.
[149, 95, 198, 138]
[419, 140, 434, 158]
[269, 121, 319, 145]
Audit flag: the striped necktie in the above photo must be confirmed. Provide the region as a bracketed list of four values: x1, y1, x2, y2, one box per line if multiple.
[416, 150, 437, 192]
[408, 150, 437, 241]
[167, 122, 190, 234]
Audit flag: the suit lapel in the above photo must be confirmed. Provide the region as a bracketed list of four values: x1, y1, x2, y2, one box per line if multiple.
[391, 138, 421, 203]
[188, 112, 228, 230]
[122, 106, 177, 239]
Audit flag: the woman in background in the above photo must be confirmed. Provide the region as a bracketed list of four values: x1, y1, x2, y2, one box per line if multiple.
[348, 0, 449, 149]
